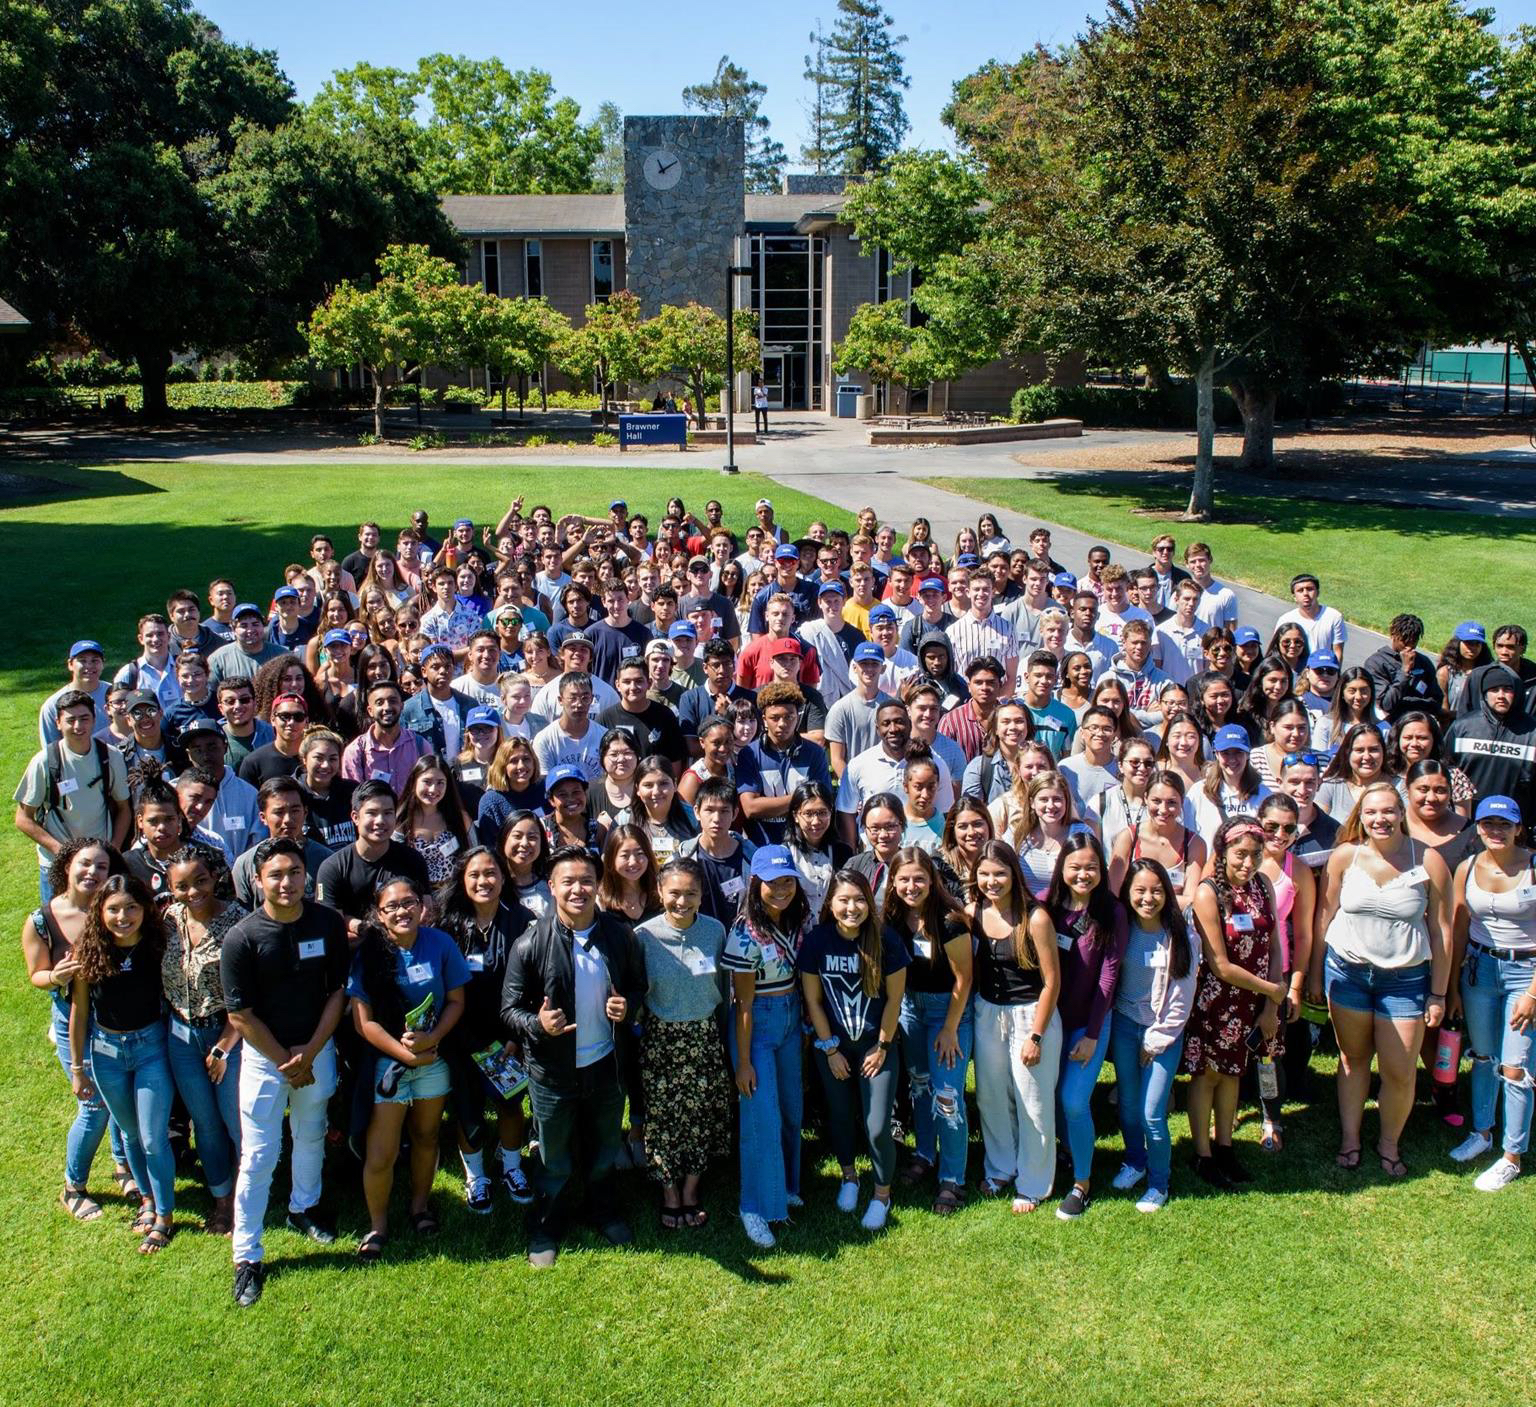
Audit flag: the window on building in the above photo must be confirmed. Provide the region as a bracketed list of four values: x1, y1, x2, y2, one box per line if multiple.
[483, 240, 500, 296]
[592, 240, 613, 302]
[876, 247, 892, 304]
[525, 239, 542, 298]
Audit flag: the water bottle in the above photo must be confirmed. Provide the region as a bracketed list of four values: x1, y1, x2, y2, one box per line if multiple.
[1433, 1019, 1462, 1086]
[445, 543, 458, 569]
[1257, 1055, 1279, 1101]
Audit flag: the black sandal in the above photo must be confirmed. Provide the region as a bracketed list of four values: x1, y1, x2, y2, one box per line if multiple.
[113, 1168, 142, 1203]
[932, 1182, 964, 1216]
[358, 1230, 387, 1262]
[138, 1219, 172, 1255]
[681, 1202, 709, 1229]
[411, 1210, 440, 1237]
[1377, 1147, 1408, 1179]
[1335, 1145, 1362, 1170]
[130, 1199, 157, 1234]
[60, 1186, 103, 1222]
[660, 1206, 682, 1231]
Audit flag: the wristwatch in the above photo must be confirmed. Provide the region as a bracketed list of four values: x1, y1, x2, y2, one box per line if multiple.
[1028, 1032, 1043, 1046]
[208, 1047, 227, 1063]
[814, 1036, 840, 1054]
[878, 1037, 894, 1051]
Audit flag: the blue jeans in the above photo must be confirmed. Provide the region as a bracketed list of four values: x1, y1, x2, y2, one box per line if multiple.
[88, 1022, 176, 1216]
[165, 1017, 241, 1198]
[1057, 1021, 1112, 1183]
[1324, 950, 1429, 1020]
[899, 990, 973, 1185]
[1461, 947, 1536, 1155]
[524, 1053, 625, 1244]
[729, 992, 803, 1220]
[1109, 1011, 1184, 1194]
[50, 1004, 127, 1188]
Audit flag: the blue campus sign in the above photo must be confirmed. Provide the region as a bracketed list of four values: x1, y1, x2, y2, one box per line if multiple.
[618, 413, 688, 449]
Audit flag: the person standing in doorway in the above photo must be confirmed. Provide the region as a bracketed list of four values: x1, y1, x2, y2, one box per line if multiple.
[753, 380, 769, 435]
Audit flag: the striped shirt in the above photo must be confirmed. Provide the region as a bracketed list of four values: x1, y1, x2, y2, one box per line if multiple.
[946, 612, 1018, 676]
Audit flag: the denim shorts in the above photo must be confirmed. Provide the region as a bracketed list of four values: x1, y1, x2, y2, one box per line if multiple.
[1324, 949, 1430, 1020]
[376, 1054, 452, 1105]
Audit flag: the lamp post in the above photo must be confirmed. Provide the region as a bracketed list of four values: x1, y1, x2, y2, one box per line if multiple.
[722, 259, 753, 474]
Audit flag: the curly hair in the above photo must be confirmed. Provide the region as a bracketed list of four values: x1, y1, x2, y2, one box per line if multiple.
[74, 874, 165, 985]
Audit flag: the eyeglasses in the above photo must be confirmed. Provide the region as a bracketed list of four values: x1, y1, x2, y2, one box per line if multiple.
[275, 712, 308, 723]
[1281, 751, 1323, 769]
[1261, 821, 1299, 836]
[378, 898, 420, 914]
[1124, 757, 1154, 769]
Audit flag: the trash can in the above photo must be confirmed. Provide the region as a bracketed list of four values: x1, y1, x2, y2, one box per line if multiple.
[855, 393, 874, 421]
[835, 383, 862, 419]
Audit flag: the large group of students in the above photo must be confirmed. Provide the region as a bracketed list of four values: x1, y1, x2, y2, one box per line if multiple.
[15, 492, 1536, 1304]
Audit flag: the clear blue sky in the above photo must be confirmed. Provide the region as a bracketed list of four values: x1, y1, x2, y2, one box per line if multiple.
[200, 0, 1536, 163]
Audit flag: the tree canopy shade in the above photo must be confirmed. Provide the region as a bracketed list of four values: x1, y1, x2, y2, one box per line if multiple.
[307, 56, 603, 195]
[803, 0, 911, 175]
[0, 0, 456, 416]
[683, 58, 787, 195]
[557, 290, 649, 426]
[642, 302, 760, 428]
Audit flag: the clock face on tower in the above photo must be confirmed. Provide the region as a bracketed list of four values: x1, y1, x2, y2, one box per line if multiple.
[643, 149, 683, 190]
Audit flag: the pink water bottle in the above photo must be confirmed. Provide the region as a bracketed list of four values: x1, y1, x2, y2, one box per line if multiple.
[1433, 1021, 1462, 1085]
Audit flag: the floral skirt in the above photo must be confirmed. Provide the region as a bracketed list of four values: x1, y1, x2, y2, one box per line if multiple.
[640, 1015, 733, 1185]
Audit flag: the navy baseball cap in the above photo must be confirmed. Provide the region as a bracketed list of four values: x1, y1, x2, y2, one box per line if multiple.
[69, 639, 104, 660]
[1307, 649, 1340, 670]
[955, 553, 980, 568]
[609, 500, 627, 510]
[1233, 626, 1261, 646]
[273, 586, 299, 602]
[1474, 794, 1521, 824]
[465, 706, 502, 731]
[232, 602, 263, 620]
[918, 577, 946, 594]
[852, 642, 884, 664]
[817, 578, 847, 598]
[545, 764, 589, 791]
[774, 544, 800, 561]
[179, 717, 223, 738]
[1454, 621, 1486, 644]
[867, 604, 898, 625]
[668, 620, 697, 640]
[561, 631, 592, 649]
[322, 629, 352, 647]
[419, 643, 453, 664]
[1213, 725, 1251, 752]
[750, 845, 799, 883]
[454, 517, 473, 529]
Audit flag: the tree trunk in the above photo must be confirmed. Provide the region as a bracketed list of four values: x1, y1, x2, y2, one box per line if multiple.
[372, 373, 386, 440]
[1514, 336, 1536, 398]
[1184, 350, 1216, 520]
[500, 380, 509, 419]
[539, 362, 548, 411]
[1142, 361, 1172, 393]
[1230, 378, 1277, 474]
[137, 347, 171, 419]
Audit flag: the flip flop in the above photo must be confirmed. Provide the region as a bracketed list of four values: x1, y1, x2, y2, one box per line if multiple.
[1335, 1146, 1362, 1170]
[358, 1230, 387, 1262]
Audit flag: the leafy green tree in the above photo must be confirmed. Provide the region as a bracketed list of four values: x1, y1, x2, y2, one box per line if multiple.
[805, 0, 911, 175]
[591, 102, 625, 194]
[641, 302, 760, 428]
[303, 245, 471, 438]
[557, 290, 649, 425]
[802, 23, 835, 172]
[470, 295, 572, 418]
[833, 300, 932, 406]
[683, 57, 787, 194]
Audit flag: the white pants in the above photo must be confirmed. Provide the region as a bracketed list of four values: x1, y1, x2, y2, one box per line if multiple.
[232, 1041, 337, 1265]
[973, 996, 1062, 1200]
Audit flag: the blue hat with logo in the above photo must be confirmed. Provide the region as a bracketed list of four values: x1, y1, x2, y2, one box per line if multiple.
[1307, 648, 1339, 670]
[750, 845, 800, 883]
[322, 629, 352, 647]
[668, 620, 697, 640]
[609, 499, 627, 511]
[465, 706, 502, 731]
[273, 586, 299, 602]
[1454, 621, 1486, 644]
[1213, 724, 1252, 753]
[1233, 626, 1261, 646]
[69, 639, 104, 660]
[545, 764, 589, 791]
[179, 717, 224, 738]
[867, 603, 898, 625]
[419, 642, 453, 664]
[774, 544, 801, 561]
[918, 576, 946, 594]
[454, 517, 473, 529]
[852, 642, 884, 664]
[955, 553, 980, 568]
[1051, 573, 1077, 591]
[1474, 794, 1521, 824]
[232, 602, 263, 620]
[817, 577, 847, 597]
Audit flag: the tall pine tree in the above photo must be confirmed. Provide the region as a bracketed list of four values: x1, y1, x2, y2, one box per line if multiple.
[805, 0, 910, 175]
[802, 23, 834, 173]
[682, 57, 787, 194]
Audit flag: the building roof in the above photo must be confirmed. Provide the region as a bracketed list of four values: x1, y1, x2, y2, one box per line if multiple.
[0, 294, 29, 333]
[441, 194, 626, 236]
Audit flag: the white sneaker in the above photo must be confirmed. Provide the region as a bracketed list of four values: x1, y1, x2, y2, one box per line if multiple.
[741, 1213, 775, 1248]
[1450, 1130, 1493, 1164]
[1474, 1158, 1521, 1193]
[1111, 1162, 1147, 1191]
[860, 1197, 890, 1231]
[1135, 1188, 1169, 1213]
[785, 1193, 804, 1209]
[836, 1179, 859, 1213]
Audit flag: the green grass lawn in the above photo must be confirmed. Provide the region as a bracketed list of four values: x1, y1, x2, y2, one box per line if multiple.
[923, 475, 1533, 644]
[1, 463, 1530, 1406]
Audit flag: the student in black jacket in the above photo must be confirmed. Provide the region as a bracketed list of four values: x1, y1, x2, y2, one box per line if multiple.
[500, 844, 646, 1267]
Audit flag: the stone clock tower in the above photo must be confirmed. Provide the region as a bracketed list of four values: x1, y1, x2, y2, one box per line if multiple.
[623, 115, 745, 316]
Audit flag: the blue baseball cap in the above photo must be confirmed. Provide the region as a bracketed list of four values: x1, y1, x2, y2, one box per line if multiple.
[1474, 794, 1521, 824]
[273, 586, 299, 602]
[454, 517, 473, 529]
[955, 553, 980, 568]
[867, 603, 898, 625]
[668, 620, 697, 640]
[1213, 725, 1252, 753]
[1307, 649, 1339, 671]
[1454, 621, 1486, 644]
[774, 544, 800, 561]
[419, 642, 453, 664]
[609, 499, 627, 510]
[68, 639, 104, 660]
[465, 706, 502, 731]
[232, 602, 263, 620]
[817, 578, 847, 597]
[1051, 572, 1077, 591]
[852, 642, 884, 664]
[545, 764, 589, 791]
[1233, 626, 1261, 646]
[918, 576, 946, 594]
[750, 845, 800, 883]
[322, 629, 352, 647]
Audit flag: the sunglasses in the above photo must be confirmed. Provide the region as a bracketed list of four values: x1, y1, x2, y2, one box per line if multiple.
[1312, 667, 1339, 676]
[1261, 821, 1299, 836]
[1282, 751, 1323, 769]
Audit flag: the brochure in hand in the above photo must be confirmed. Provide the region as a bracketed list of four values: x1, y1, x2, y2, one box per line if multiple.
[472, 1041, 529, 1100]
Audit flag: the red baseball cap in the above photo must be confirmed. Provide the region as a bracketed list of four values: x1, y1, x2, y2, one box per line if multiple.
[768, 638, 803, 658]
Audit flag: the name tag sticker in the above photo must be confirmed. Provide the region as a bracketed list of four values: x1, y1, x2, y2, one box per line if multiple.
[913, 938, 934, 959]
[298, 938, 326, 960]
[405, 963, 432, 984]
[1230, 912, 1255, 933]
[92, 1036, 118, 1058]
[1145, 947, 1168, 968]
[58, 778, 80, 796]
[1056, 930, 1073, 949]
[721, 876, 747, 899]
[226, 816, 246, 831]
[685, 952, 717, 976]
[371, 770, 393, 783]
[170, 1018, 192, 1042]
[1516, 885, 1536, 907]
[466, 954, 486, 972]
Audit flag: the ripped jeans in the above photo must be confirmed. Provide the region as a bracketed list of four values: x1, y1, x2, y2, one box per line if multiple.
[1461, 946, 1536, 1156]
[898, 989, 973, 1186]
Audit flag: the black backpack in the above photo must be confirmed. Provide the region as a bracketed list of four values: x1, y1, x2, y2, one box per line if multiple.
[38, 738, 114, 825]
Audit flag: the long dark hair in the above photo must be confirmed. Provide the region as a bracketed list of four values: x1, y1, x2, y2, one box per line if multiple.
[745, 869, 808, 939]
[435, 845, 520, 968]
[252, 651, 327, 723]
[1322, 722, 1385, 784]
[597, 823, 661, 914]
[1238, 652, 1294, 721]
[1119, 858, 1191, 979]
[359, 875, 431, 1036]
[973, 838, 1037, 970]
[785, 780, 837, 855]
[1329, 666, 1377, 727]
[1206, 815, 1269, 925]
[1044, 831, 1118, 948]
[46, 838, 125, 901]
[396, 753, 472, 847]
[823, 867, 886, 997]
[1188, 670, 1236, 738]
[75, 874, 165, 984]
[883, 845, 962, 942]
[1385, 710, 1445, 775]
[498, 808, 550, 880]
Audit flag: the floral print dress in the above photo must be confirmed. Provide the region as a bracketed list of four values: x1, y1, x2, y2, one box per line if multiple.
[1182, 880, 1275, 1078]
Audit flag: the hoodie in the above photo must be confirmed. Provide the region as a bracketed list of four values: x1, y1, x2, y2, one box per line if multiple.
[912, 628, 969, 709]
[1446, 665, 1536, 816]
[1362, 642, 1443, 721]
[1109, 652, 1171, 727]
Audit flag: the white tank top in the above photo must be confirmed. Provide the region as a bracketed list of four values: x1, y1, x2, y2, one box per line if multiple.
[1325, 842, 1431, 969]
[1466, 861, 1536, 954]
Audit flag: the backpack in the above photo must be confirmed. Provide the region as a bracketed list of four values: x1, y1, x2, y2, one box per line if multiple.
[38, 738, 114, 826]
